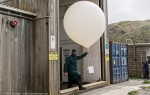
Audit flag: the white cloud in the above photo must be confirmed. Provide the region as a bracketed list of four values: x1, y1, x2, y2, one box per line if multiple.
[108, 0, 150, 24]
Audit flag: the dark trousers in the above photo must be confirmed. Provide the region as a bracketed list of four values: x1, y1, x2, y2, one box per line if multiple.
[144, 71, 149, 79]
[67, 75, 82, 88]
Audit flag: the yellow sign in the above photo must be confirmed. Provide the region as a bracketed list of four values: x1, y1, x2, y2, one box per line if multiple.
[106, 54, 109, 62]
[49, 51, 58, 60]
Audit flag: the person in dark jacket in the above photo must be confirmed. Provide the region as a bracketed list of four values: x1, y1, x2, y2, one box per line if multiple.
[143, 59, 149, 79]
[63, 49, 89, 90]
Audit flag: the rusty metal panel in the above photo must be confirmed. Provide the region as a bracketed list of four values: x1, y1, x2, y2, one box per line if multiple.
[0, 1, 49, 93]
[0, 4, 36, 17]
[1, 0, 48, 14]
[0, 14, 35, 94]
[0, 0, 49, 95]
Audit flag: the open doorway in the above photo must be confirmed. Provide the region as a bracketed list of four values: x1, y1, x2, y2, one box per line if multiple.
[59, 0, 104, 90]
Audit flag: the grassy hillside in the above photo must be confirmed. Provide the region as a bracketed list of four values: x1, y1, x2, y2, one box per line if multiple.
[108, 20, 150, 43]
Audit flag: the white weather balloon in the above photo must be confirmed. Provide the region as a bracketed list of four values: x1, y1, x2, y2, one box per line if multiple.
[63, 1, 106, 48]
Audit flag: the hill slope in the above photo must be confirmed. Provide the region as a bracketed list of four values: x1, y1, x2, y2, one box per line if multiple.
[108, 20, 150, 43]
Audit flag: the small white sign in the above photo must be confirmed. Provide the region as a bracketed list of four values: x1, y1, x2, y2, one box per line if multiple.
[105, 42, 109, 54]
[51, 36, 55, 50]
[88, 66, 94, 73]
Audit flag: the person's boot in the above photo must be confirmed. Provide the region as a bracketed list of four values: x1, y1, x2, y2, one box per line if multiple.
[79, 86, 87, 90]
[77, 75, 87, 90]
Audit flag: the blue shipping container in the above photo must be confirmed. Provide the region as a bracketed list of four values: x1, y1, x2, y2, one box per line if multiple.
[110, 42, 128, 84]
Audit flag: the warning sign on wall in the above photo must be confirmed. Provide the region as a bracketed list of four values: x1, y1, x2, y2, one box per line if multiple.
[106, 54, 109, 62]
[49, 51, 58, 60]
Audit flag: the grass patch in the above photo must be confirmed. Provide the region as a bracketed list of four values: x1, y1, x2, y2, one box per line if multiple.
[140, 86, 150, 89]
[130, 75, 142, 80]
[142, 80, 150, 84]
[128, 90, 137, 95]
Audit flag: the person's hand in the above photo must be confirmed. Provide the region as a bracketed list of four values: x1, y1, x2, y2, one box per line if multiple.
[64, 73, 67, 76]
[86, 48, 89, 54]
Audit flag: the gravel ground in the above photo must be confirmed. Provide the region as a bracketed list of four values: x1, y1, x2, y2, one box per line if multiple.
[79, 79, 150, 95]
[137, 88, 150, 95]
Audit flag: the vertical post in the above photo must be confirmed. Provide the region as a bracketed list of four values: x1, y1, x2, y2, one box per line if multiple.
[48, 0, 60, 95]
[99, 0, 105, 81]
[103, 0, 110, 85]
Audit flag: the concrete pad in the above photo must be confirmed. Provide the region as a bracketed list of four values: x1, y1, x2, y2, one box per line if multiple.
[80, 79, 150, 95]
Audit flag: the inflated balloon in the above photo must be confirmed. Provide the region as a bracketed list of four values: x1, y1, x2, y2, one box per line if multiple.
[63, 1, 106, 48]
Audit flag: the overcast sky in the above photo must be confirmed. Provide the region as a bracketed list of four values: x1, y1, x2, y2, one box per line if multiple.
[108, 0, 150, 24]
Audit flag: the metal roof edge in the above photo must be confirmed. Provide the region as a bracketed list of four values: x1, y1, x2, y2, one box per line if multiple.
[128, 43, 150, 46]
[0, 4, 36, 17]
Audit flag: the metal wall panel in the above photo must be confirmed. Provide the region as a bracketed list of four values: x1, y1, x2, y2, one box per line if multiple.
[0, 0, 49, 94]
[120, 44, 128, 81]
[0, 14, 36, 95]
[1, 0, 35, 12]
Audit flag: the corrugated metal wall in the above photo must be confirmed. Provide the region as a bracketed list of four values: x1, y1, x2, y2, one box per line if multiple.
[2, 0, 58, 94]
[0, 15, 35, 94]
[0, 0, 49, 94]
[33, 0, 49, 94]
[1, 0, 35, 12]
